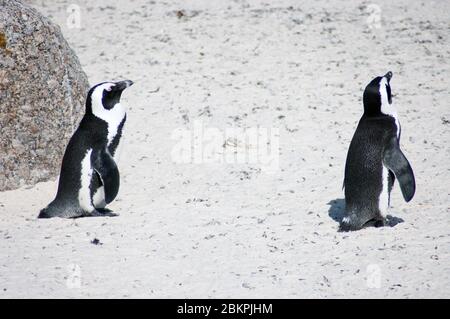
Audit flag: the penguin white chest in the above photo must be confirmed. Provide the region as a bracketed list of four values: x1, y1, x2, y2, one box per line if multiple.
[79, 149, 95, 212]
[379, 165, 390, 217]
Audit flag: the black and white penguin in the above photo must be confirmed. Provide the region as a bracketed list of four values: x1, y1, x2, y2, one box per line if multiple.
[340, 72, 415, 231]
[38, 80, 133, 219]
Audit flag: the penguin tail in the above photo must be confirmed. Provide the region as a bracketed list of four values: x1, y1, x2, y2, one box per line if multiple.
[38, 201, 64, 219]
[38, 201, 86, 219]
[38, 207, 53, 219]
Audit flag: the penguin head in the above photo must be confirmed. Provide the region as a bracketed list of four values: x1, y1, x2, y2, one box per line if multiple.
[363, 71, 393, 117]
[86, 80, 134, 115]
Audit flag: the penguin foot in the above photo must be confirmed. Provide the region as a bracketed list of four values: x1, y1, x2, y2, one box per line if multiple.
[338, 214, 399, 232]
[97, 208, 114, 214]
[81, 210, 119, 218]
[385, 215, 405, 227]
[98, 209, 119, 217]
[373, 218, 387, 228]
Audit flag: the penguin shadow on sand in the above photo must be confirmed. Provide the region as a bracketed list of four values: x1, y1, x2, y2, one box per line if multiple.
[327, 198, 405, 229]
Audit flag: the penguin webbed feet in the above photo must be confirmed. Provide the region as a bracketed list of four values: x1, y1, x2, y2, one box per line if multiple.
[339, 215, 392, 232]
[85, 209, 119, 218]
[97, 208, 119, 217]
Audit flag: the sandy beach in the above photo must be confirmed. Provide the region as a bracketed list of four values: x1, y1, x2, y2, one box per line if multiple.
[0, 0, 449, 298]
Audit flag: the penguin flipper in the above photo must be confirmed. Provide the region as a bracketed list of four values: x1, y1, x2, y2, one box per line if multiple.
[91, 149, 120, 204]
[383, 138, 416, 202]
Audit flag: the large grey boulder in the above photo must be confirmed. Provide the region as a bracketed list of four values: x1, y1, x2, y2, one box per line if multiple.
[0, 0, 89, 191]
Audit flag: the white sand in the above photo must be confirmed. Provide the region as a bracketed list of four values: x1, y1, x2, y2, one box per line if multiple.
[0, 0, 449, 298]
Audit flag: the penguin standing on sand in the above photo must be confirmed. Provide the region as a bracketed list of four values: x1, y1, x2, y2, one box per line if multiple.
[39, 80, 133, 219]
[340, 72, 415, 231]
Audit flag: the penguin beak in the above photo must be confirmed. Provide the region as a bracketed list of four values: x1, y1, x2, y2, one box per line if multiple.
[114, 80, 134, 91]
[384, 71, 393, 83]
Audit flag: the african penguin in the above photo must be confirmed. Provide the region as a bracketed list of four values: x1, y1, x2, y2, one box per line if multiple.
[38, 80, 134, 219]
[340, 72, 415, 231]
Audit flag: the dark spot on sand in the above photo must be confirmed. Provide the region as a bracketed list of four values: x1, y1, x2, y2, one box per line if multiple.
[176, 10, 185, 19]
[91, 238, 102, 245]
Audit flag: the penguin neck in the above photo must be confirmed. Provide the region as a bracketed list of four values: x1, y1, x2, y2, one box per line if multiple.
[381, 103, 400, 139]
[363, 105, 396, 119]
[363, 102, 401, 139]
[90, 102, 127, 146]
[380, 103, 398, 119]
[363, 98, 399, 119]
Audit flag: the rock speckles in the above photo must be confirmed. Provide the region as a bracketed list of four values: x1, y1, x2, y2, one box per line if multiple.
[0, 0, 89, 191]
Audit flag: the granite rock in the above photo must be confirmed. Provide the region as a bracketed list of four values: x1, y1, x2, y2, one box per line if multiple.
[0, 0, 89, 191]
